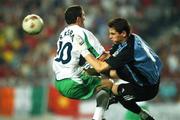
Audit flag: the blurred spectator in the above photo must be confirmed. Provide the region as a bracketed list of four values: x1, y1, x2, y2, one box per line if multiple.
[159, 78, 178, 102]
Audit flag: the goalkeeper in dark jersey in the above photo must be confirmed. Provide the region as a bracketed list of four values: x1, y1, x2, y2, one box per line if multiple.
[76, 17, 162, 120]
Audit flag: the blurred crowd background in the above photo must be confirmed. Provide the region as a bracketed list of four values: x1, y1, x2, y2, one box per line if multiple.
[0, 0, 180, 120]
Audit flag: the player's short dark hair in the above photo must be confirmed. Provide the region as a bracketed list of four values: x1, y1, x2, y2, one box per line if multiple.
[108, 18, 130, 35]
[64, 5, 83, 24]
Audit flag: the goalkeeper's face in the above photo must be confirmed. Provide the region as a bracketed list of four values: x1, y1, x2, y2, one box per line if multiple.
[108, 27, 126, 44]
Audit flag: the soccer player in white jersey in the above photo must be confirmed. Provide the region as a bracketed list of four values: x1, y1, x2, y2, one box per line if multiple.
[52, 5, 113, 120]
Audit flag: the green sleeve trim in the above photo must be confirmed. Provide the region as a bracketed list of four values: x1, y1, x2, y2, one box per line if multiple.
[83, 32, 99, 58]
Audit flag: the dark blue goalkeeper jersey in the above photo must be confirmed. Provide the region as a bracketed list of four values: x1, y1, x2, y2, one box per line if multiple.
[105, 33, 163, 86]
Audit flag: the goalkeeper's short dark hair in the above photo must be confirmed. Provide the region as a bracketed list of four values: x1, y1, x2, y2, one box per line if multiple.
[108, 18, 130, 36]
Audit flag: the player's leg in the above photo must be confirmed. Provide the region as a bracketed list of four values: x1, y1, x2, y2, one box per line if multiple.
[55, 72, 113, 120]
[80, 72, 113, 120]
[92, 78, 113, 120]
[111, 83, 157, 120]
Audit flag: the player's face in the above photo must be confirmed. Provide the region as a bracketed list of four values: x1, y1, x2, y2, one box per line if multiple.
[108, 28, 125, 44]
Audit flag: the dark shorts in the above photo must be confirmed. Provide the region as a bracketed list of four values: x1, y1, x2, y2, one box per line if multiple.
[117, 82, 159, 102]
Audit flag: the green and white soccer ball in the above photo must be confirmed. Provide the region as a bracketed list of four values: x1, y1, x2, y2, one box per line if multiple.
[22, 14, 44, 35]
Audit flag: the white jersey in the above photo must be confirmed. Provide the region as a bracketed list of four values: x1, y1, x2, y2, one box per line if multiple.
[53, 25, 105, 80]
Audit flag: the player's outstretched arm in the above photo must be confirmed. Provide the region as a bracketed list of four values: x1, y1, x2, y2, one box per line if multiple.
[75, 34, 111, 73]
[83, 54, 110, 73]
